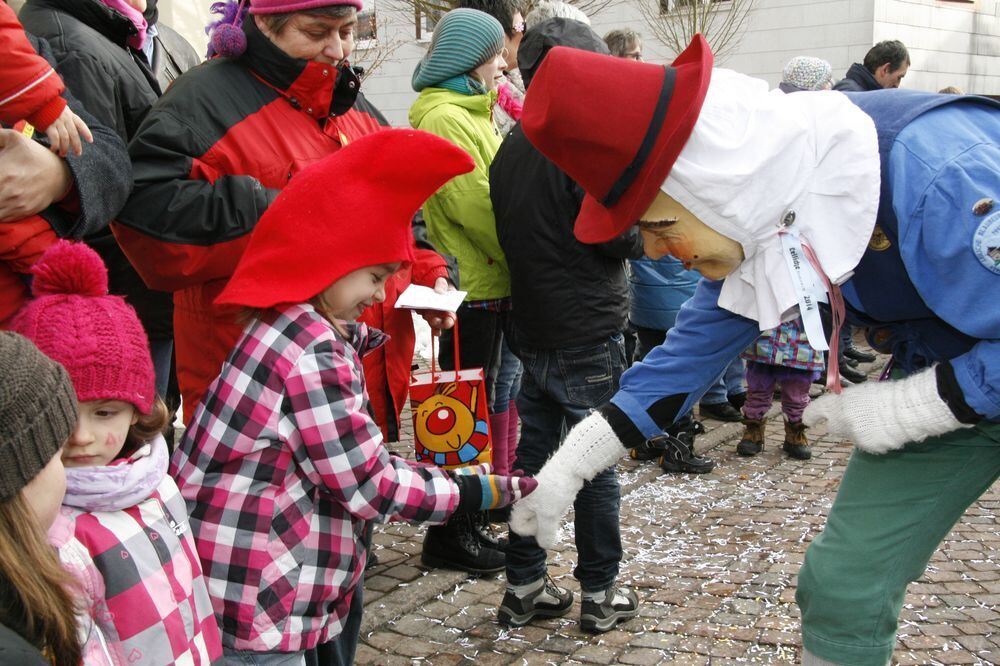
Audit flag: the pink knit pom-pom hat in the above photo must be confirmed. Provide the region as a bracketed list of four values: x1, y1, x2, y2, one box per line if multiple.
[10, 241, 155, 415]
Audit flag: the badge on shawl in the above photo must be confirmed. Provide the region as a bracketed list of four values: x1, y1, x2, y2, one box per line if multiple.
[973, 211, 1000, 275]
[868, 225, 891, 251]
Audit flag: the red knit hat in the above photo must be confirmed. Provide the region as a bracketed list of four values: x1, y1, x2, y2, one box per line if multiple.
[10, 242, 155, 415]
[520, 35, 713, 244]
[217, 129, 475, 309]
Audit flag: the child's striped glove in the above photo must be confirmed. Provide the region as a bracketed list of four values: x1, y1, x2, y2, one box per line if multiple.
[450, 463, 538, 514]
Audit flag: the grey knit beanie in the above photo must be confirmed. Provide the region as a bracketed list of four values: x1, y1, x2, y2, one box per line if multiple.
[412, 8, 505, 92]
[780, 56, 833, 92]
[0, 332, 77, 501]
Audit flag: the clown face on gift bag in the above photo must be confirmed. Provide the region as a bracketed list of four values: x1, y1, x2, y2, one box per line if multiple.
[409, 329, 492, 468]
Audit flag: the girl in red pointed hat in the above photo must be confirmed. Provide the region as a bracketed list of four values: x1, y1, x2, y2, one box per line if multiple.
[171, 129, 537, 663]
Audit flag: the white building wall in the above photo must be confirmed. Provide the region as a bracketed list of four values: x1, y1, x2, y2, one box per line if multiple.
[158, 0, 212, 57]
[874, 0, 1000, 94]
[153, 0, 1000, 126]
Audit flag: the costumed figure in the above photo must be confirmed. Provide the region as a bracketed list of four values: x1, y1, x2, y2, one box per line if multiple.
[509, 37, 1000, 666]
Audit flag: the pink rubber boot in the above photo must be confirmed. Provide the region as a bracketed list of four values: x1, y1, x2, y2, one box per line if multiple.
[489, 411, 510, 475]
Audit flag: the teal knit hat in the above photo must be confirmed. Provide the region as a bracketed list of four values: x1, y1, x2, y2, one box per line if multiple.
[412, 8, 505, 92]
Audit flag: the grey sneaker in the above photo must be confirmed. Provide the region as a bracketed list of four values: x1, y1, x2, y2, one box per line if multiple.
[580, 586, 639, 633]
[497, 575, 574, 627]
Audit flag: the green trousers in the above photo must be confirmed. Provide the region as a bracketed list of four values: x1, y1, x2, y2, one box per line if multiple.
[797, 422, 1000, 666]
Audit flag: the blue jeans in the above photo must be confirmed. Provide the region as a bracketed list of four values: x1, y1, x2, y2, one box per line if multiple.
[701, 357, 746, 405]
[507, 335, 626, 592]
[492, 338, 523, 412]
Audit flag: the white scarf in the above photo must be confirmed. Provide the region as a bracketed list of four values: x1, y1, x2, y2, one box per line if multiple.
[662, 68, 881, 330]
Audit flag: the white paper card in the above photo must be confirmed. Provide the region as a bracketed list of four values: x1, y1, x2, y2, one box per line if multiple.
[394, 284, 467, 312]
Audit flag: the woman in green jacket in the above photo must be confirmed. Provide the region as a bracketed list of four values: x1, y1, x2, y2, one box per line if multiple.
[410, 7, 514, 574]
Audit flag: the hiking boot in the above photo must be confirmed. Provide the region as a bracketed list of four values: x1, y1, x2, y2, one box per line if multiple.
[657, 433, 715, 474]
[421, 514, 505, 574]
[475, 512, 508, 552]
[736, 418, 766, 456]
[497, 575, 574, 627]
[782, 419, 812, 460]
[580, 586, 639, 634]
[839, 363, 868, 384]
[844, 342, 876, 364]
[699, 401, 742, 422]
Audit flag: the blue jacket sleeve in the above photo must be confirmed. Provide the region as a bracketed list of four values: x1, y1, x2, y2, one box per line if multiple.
[607, 279, 761, 443]
[948, 343, 1000, 422]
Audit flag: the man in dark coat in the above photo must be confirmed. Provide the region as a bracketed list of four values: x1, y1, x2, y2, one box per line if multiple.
[834, 39, 910, 92]
[490, 17, 644, 635]
[19, 0, 200, 404]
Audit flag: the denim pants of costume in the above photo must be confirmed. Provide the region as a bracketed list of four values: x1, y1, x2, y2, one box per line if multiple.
[797, 421, 1000, 666]
[506, 335, 626, 592]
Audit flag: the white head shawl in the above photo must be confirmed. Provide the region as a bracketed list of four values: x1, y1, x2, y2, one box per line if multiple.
[661, 68, 881, 331]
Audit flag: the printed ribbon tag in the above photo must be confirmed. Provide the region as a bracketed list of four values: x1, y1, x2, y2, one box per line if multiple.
[779, 226, 829, 352]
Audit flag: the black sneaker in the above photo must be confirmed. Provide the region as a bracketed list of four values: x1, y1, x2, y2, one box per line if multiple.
[580, 586, 639, 633]
[699, 401, 743, 422]
[656, 434, 714, 474]
[497, 575, 574, 627]
[629, 438, 666, 461]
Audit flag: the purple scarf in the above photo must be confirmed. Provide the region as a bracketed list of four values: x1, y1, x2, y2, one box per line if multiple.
[62, 435, 168, 512]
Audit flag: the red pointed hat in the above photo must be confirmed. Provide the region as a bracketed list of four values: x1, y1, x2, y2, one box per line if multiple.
[520, 35, 713, 243]
[217, 129, 474, 309]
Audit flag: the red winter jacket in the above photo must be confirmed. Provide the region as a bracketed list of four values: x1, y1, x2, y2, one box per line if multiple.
[359, 249, 449, 441]
[0, 3, 65, 130]
[113, 20, 390, 417]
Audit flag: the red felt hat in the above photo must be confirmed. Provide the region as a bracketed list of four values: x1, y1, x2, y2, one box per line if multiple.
[217, 129, 474, 309]
[520, 35, 713, 244]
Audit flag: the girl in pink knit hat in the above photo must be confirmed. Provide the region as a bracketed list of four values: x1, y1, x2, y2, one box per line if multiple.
[11, 240, 224, 666]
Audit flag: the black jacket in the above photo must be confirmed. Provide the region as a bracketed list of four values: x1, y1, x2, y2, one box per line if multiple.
[0, 623, 48, 665]
[23, 35, 132, 240]
[833, 63, 882, 92]
[491, 123, 643, 350]
[19, 0, 161, 142]
[20, 0, 199, 340]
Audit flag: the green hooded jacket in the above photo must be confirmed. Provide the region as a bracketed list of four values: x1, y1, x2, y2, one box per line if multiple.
[409, 87, 509, 300]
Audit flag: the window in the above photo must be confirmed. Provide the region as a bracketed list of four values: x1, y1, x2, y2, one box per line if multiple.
[356, 8, 377, 49]
[659, 0, 729, 11]
[415, 3, 445, 41]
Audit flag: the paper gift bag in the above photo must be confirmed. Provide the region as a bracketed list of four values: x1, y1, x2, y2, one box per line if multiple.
[410, 323, 492, 469]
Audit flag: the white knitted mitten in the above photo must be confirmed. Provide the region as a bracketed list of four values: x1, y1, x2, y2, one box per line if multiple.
[803, 367, 970, 454]
[509, 412, 627, 549]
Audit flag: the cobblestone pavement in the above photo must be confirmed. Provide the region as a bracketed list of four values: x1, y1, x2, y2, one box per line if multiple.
[359, 359, 1000, 665]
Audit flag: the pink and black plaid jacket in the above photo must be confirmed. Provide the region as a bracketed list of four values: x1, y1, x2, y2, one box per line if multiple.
[171, 303, 460, 652]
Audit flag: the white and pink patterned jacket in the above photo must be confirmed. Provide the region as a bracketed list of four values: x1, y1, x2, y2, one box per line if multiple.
[49, 436, 223, 666]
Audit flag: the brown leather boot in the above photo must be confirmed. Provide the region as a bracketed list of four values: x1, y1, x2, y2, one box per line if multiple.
[782, 420, 812, 460]
[736, 418, 766, 456]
